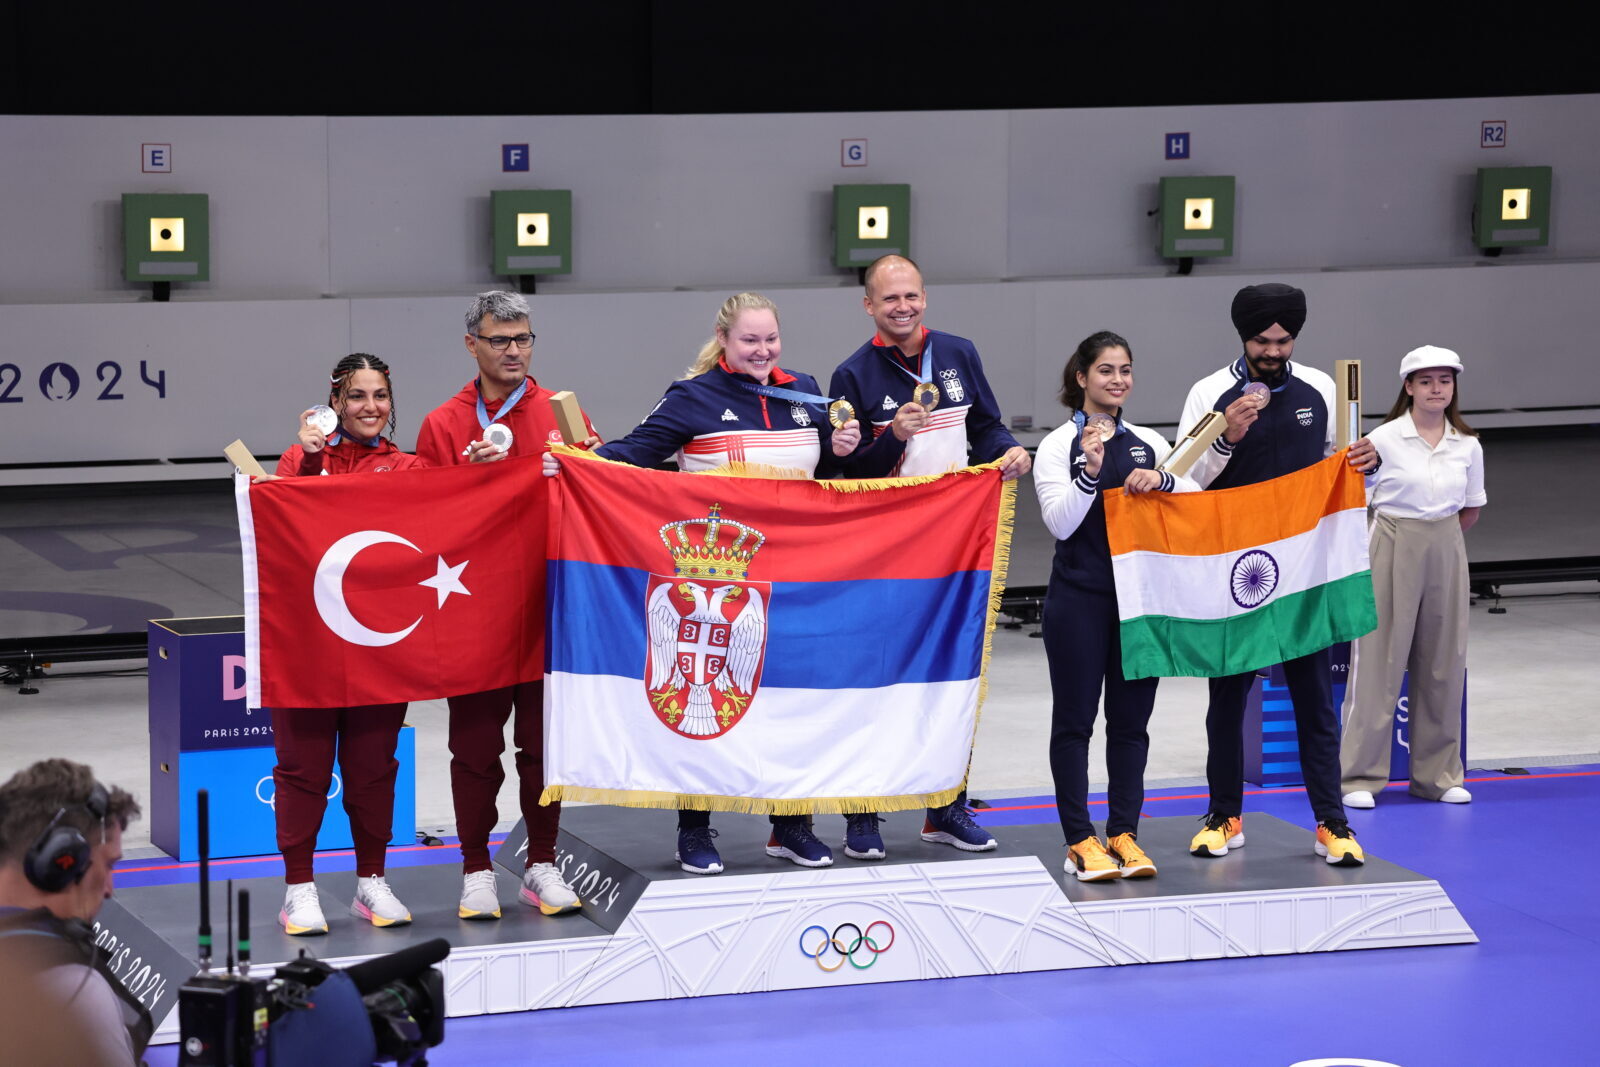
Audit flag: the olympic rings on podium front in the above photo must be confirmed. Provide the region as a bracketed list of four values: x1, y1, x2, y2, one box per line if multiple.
[797, 920, 896, 971]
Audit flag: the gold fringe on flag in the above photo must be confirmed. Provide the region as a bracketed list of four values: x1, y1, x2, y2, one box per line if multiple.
[540, 783, 966, 816]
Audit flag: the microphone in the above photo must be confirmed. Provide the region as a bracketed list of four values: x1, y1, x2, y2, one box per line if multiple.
[197, 789, 212, 972]
[343, 938, 451, 995]
[237, 887, 252, 979]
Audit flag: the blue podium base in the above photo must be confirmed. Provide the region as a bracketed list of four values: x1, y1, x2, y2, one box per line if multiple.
[151, 727, 416, 860]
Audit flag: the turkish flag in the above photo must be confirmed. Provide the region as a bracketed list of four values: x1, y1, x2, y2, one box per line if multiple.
[237, 458, 548, 708]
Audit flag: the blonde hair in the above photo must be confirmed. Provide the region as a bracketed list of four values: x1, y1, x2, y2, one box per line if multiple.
[685, 292, 780, 378]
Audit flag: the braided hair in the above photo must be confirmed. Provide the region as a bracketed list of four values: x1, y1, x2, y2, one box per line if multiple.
[329, 353, 397, 439]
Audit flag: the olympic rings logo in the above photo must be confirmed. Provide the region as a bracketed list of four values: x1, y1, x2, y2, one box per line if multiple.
[797, 921, 895, 971]
[254, 773, 342, 809]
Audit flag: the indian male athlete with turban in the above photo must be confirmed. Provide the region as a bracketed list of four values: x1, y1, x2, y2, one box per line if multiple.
[1175, 282, 1380, 868]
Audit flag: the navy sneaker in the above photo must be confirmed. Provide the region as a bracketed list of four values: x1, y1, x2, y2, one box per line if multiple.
[765, 820, 834, 868]
[921, 803, 997, 852]
[844, 813, 886, 860]
[675, 827, 723, 875]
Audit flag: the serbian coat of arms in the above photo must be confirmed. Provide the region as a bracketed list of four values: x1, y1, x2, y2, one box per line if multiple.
[645, 503, 769, 738]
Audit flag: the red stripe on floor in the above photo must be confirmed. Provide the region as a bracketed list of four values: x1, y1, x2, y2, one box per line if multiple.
[118, 837, 507, 875]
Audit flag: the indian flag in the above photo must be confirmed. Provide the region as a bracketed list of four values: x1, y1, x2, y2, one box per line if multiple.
[1105, 450, 1377, 680]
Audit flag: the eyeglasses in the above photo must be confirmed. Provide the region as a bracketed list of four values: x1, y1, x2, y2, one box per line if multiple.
[474, 332, 536, 351]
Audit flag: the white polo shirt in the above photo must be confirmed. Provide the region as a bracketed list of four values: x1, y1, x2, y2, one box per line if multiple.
[1365, 412, 1487, 520]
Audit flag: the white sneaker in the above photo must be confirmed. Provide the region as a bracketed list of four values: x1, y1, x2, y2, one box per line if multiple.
[351, 875, 412, 928]
[1439, 787, 1473, 804]
[280, 881, 328, 936]
[1343, 790, 1376, 809]
[458, 869, 502, 920]
[520, 862, 581, 916]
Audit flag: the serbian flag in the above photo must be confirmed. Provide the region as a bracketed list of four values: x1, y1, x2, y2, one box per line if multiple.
[1106, 450, 1377, 681]
[542, 452, 1015, 815]
[236, 460, 548, 708]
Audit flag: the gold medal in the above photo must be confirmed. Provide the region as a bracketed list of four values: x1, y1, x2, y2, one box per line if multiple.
[912, 381, 941, 410]
[827, 399, 856, 429]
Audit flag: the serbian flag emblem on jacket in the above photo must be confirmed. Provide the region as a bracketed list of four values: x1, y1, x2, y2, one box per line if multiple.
[542, 451, 1015, 816]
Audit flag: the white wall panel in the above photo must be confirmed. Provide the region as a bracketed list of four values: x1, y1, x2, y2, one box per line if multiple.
[3, 260, 1590, 475]
[0, 116, 330, 301]
[0, 300, 348, 464]
[1007, 95, 1600, 277]
[325, 111, 1010, 295]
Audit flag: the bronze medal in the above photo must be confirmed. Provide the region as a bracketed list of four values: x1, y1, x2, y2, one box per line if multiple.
[1084, 412, 1116, 444]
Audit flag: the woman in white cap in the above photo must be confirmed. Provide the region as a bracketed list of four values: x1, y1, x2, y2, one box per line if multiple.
[1340, 346, 1485, 809]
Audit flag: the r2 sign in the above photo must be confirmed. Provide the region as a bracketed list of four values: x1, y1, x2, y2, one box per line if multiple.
[1481, 121, 1507, 148]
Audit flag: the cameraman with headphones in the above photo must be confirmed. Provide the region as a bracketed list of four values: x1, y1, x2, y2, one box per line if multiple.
[0, 758, 148, 1066]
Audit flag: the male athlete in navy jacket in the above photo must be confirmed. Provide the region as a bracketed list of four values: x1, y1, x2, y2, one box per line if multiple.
[1178, 283, 1379, 868]
[828, 255, 1030, 858]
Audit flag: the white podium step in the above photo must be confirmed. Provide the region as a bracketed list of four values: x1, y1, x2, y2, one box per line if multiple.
[120, 807, 1474, 1043]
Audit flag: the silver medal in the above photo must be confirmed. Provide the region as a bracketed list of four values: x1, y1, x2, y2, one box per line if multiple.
[308, 405, 338, 437]
[483, 423, 515, 453]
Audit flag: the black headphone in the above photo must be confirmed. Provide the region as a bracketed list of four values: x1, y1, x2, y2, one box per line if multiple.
[23, 782, 110, 893]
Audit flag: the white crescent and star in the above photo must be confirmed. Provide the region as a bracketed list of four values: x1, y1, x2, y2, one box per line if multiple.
[313, 530, 472, 647]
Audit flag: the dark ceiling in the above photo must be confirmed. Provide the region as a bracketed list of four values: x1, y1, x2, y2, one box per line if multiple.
[5, 3, 1595, 116]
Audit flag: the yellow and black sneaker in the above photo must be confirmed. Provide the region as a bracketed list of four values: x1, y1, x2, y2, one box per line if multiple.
[1314, 819, 1366, 866]
[1065, 836, 1122, 882]
[1107, 832, 1157, 878]
[1189, 813, 1244, 857]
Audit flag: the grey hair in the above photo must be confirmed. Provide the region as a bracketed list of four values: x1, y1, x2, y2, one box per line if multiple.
[465, 290, 531, 333]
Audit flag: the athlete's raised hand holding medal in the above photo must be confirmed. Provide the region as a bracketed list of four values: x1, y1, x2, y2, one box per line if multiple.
[1083, 412, 1116, 444]
[827, 398, 855, 430]
[1078, 414, 1106, 477]
[298, 405, 336, 454]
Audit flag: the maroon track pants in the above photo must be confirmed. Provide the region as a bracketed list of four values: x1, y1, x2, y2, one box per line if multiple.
[270, 703, 407, 883]
[448, 680, 560, 872]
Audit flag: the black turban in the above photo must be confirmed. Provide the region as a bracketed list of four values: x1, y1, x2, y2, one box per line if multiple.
[1230, 283, 1307, 341]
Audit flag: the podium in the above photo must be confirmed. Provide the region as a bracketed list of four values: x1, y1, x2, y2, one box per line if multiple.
[1244, 642, 1467, 787]
[148, 616, 416, 860]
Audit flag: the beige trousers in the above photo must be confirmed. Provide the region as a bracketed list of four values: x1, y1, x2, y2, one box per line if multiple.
[1341, 512, 1469, 798]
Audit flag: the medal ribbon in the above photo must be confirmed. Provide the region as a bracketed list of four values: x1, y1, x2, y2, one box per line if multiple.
[734, 381, 838, 410]
[476, 377, 529, 431]
[885, 336, 935, 390]
[327, 432, 383, 448]
[1233, 354, 1292, 392]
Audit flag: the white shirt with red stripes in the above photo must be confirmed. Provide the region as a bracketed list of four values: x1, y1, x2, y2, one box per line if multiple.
[678, 428, 821, 473]
[870, 404, 972, 476]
